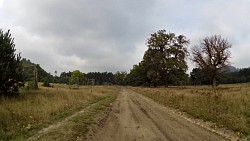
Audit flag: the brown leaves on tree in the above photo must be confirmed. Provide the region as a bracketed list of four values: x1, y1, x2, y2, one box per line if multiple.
[191, 35, 231, 88]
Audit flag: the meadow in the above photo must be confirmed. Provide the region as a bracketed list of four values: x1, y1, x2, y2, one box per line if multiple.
[1, 83, 250, 140]
[0, 84, 119, 140]
[131, 83, 250, 138]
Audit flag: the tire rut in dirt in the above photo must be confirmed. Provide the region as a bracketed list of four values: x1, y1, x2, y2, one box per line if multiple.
[87, 89, 226, 141]
[129, 92, 175, 140]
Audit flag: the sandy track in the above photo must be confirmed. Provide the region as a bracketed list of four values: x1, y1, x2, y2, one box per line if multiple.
[28, 103, 96, 141]
[88, 88, 226, 141]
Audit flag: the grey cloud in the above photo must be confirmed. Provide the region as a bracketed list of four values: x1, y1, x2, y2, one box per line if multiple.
[1, 0, 250, 74]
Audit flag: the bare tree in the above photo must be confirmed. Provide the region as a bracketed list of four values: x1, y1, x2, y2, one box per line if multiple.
[191, 35, 231, 88]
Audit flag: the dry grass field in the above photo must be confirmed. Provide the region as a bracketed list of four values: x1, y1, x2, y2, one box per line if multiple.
[0, 84, 119, 141]
[2, 83, 250, 140]
[131, 83, 250, 138]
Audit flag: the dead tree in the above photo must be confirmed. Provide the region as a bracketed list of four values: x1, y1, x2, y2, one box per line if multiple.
[191, 35, 231, 88]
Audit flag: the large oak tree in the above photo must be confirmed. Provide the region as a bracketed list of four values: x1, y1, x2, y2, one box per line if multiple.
[143, 29, 189, 87]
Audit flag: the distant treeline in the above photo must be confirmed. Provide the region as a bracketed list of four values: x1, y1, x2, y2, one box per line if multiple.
[190, 66, 250, 85]
[23, 58, 250, 86]
[220, 67, 250, 84]
[22, 58, 126, 85]
[54, 71, 116, 85]
[22, 58, 53, 82]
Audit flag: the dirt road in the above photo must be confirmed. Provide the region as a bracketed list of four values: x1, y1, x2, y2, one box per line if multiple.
[87, 88, 226, 141]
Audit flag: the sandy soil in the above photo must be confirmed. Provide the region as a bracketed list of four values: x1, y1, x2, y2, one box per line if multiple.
[87, 88, 226, 141]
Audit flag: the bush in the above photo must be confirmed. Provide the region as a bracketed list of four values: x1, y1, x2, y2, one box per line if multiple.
[25, 81, 38, 90]
[43, 77, 51, 87]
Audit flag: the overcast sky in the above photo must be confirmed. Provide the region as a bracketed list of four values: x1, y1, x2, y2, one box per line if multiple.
[1, 0, 250, 75]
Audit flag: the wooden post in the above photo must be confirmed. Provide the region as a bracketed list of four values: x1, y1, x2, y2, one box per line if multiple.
[34, 66, 38, 89]
[23, 65, 38, 89]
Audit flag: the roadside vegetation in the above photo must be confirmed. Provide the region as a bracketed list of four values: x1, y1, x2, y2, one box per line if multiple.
[0, 84, 119, 141]
[131, 83, 250, 138]
[29, 89, 117, 141]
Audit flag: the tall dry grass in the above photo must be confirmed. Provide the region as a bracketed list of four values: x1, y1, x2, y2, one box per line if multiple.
[0, 84, 119, 140]
[131, 83, 250, 137]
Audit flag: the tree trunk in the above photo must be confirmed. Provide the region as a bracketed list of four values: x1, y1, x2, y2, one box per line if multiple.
[165, 81, 168, 87]
[212, 77, 216, 89]
[34, 66, 38, 89]
[154, 83, 156, 87]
